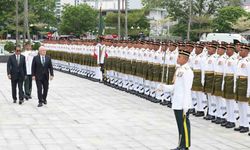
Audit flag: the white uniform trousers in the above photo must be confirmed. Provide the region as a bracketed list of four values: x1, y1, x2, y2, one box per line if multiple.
[238, 102, 249, 128]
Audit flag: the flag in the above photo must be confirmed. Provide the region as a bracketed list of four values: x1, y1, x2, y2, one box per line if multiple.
[98, 6, 105, 36]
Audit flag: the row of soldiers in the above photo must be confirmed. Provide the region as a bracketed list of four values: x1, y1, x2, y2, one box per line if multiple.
[43, 39, 250, 136]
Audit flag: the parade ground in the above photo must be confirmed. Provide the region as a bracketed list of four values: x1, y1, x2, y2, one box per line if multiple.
[0, 63, 249, 150]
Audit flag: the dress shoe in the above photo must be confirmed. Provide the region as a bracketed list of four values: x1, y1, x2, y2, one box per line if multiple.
[189, 108, 195, 114]
[225, 122, 235, 128]
[215, 118, 224, 124]
[24, 95, 29, 100]
[240, 127, 249, 133]
[248, 132, 250, 136]
[43, 100, 47, 105]
[204, 114, 214, 120]
[153, 99, 161, 103]
[37, 103, 43, 107]
[211, 117, 218, 123]
[13, 100, 17, 103]
[221, 121, 229, 127]
[167, 102, 172, 108]
[221, 118, 227, 124]
[28, 96, 32, 99]
[234, 126, 243, 131]
[19, 100, 23, 105]
[160, 100, 167, 105]
[195, 111, 204, 117]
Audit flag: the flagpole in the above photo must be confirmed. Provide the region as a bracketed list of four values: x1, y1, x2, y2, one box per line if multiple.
[118, 0, 121, 40]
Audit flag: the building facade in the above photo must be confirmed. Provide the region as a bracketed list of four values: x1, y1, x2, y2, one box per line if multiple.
[242, 0, 250, 11]
[55, 0, 75, 18]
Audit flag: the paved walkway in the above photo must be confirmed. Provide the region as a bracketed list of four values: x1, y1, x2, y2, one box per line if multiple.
[0, 63, 249, 150]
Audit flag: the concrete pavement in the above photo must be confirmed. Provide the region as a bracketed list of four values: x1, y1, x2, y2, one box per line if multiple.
[0, 63, 249, 150]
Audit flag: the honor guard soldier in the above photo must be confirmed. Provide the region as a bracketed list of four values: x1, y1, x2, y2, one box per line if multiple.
[211, 44, 227, 124]
[143, 41, 153, 99]
[191, 43, 207, 117]
[203, 43, 218, 121]
[222, 44, 238, 128]
[162, 49, 194, 150]
[150, 42, 163, 103]
[234, 45, 250, 133]
[185, 42, 196, 114]
[160, 42, 178, 107]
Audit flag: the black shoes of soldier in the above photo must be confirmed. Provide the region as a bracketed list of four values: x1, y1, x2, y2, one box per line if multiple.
[240, 127, 249, 133]
[160, 100, 167, 105]
[248, 132, 250, 136]
[225, 122, 235, 128]
[234, 126, 249, 133]
[189, 108, 195, 114]
[203, 114, 215, 120]
[215, 118, 226, 124]
[194, 111, 204, 117]
[13, 99, 17, 103]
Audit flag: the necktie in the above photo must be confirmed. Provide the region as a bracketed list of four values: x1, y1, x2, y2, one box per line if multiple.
[42, 56, 45, 66]
[17, 55, 20, 66]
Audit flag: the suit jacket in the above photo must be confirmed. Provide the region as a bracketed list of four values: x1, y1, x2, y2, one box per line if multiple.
[32, 55, 54, 80]
[7, 54, 26, 80]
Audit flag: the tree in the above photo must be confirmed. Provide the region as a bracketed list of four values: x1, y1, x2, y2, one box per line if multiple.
[59, 4, 98, 36]
[0, 0, 57, 39]
[142, 0, 242, 40]
[231, 15, 250, 32]
[105, 9, 150, 37]
[212, 6, 247, 32]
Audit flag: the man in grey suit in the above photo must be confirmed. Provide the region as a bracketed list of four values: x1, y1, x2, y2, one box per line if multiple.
[7, 46, 27, 104]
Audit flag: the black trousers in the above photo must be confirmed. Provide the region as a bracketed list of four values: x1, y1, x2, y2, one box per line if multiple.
[174, 110, 191, 149]
[11, 78, 24, 100]
[35, 78, 49, 103]
[24, 75, 32, 96]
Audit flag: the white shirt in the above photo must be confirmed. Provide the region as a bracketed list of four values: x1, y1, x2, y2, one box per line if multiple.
[235, 56, 250, 96]
[23, 50, 36, 75]
[163, 63, 194, 112]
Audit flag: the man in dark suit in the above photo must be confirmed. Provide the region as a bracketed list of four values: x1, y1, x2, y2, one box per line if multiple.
[7, 46, 27, 104]
[32, 46, 54, 107]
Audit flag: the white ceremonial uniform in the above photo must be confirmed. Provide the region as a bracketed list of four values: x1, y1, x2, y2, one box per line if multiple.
[223, 53, 238, 123]
[163, 47, 178, 103]
[143, 48, 152, 96]
[163, 63, 194, 112]
[191, 51, 207, 112]
[235, 56, 250, 128]
[202, 53, 218, 116]
[214, 53, 227, 119]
